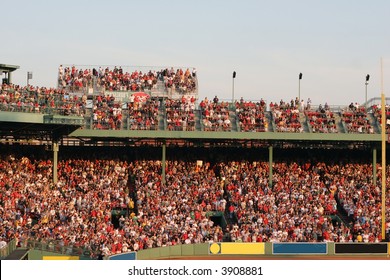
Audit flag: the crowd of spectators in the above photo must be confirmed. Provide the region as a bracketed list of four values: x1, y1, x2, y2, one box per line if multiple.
[270, 99, 303, 132]
[341, 102, 374, 134]
[58, 66, 197, 94]
[371, 104, 390, 134]
[0, 156, 225, 258]
[162, 67, 197, 94]
[0, 83, 85, 116]
[92, 94, 123, 130]
[235, 98, 267, 132]
[1, 150, 389, 259]
[327, 163, 385, 242]
[305, 103, 338, 133]
[127, 98, 159, 130]
[219, 160, 341, 242]
[2, 82, 390, 135]
[199, 96, 231, 131]
[165, 96, 196, 131]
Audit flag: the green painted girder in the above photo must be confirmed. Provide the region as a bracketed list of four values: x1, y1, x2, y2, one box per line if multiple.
[70, 129, 382, 142]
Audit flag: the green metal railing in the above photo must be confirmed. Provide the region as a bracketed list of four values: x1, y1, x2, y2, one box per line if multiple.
[0, 239, 17, 259]
[21, 239, 98, 259]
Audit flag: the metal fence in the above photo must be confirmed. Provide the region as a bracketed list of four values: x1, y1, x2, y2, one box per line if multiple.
[0, 239, 17, 259]
[23, 239, 98, 259]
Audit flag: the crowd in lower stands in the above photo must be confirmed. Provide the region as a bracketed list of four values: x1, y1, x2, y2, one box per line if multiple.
[1, 150, 389, 258]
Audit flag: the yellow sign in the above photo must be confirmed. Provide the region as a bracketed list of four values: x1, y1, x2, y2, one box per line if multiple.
[43, 256, 79, 260]
[209, 242, 265, 255]
[209, 243, 221, 254]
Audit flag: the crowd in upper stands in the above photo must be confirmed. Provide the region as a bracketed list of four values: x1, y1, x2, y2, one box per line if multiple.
[200, 96, 231, 131]
[165, 96, 196, 131]
[1, 148, 389, 258]
[371, 104, 390, 134]
[58, 65, 197, 94]
[0, 81, 387, 134]
[341, 102, 374, 134]
[306, 103, 338, 133]
[270, 98, 303, 132]
[235, 98, 267, 132]
[0, 83, 85, 116]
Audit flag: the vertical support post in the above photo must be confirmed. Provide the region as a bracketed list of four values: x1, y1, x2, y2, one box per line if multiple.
[298, 78, 301, 103]
[365, 74, 370, 105]
[162, 140, 166, 185]
[269, 145, 273, 188]
[232, 71, 236, 108]
[232, 77, 235, 105]
[298, 73, 302, 108]
[53, 141, 59, 184]
[381, 93, 386, 241]
[380, 58, 386, 241]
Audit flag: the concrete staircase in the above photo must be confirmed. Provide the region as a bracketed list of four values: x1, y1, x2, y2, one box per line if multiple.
[299, 112, 311, 132]
[229, 110, 238, 132]
[367, 112, 380, 133]
[334, 112, 347, 133]
[265, 111, 276, 132]
[195, 110, 202, 131]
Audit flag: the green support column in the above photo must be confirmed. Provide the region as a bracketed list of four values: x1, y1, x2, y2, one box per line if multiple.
[373, 147, 377, 186]
[53, 141, 59, 184]
[162, 141, 166, 185]
[269, 145, 273, 188]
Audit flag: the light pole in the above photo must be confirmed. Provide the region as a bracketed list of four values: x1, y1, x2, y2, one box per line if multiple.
[232, 71, 236, 106]
[27, 71, 33, 86]
[298, 72, 303, 103]
[365, 74, 370, 105]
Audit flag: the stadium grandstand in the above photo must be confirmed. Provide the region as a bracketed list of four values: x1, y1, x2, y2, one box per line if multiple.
[0, 64, 389, 260]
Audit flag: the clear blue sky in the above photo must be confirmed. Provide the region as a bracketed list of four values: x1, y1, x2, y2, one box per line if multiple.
[2, 0, 390, 106]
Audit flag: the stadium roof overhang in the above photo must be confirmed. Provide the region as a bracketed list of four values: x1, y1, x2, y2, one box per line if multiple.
[0, 112, 84, 142]
[69, 129, 383, 149]
[0, 121, 83, 141]
[0, 64, 20, 73]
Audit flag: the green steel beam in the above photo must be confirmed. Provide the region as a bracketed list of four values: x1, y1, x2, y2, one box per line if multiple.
[52, 142, 59, 184]
[0, 111, 44, 123]
[162, 141, 166, 184]
[70, 129, 382, 142]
